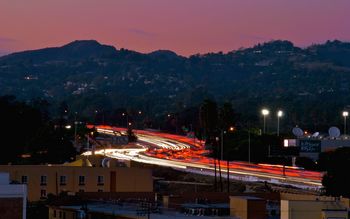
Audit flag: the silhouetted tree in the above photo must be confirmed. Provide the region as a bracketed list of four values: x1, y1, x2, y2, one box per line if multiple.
[0, 96, 76, 164]
[199, 99, 218, 146]
[219, 102, 236, 130]
[321, 148, 350, 198]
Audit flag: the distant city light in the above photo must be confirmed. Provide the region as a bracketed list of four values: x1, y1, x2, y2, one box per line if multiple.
[65, 125, 72, 129]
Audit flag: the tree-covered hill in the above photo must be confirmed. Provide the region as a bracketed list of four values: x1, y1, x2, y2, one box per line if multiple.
[1, 40, 350, 130]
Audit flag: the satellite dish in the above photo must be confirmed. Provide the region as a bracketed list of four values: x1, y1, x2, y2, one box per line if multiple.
[292, 127, 304, 137]
[102, 158, 111, 167]
[329, 127, 341, 138]
[312, 132, 320, 137]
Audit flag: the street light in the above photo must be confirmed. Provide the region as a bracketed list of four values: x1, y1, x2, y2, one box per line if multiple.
[122, 112, 129, 128]
[343, 111, 348, 135]
[277, 110, 283, 136]
[261, 109, 270, 134]
[219, 126, 236, 193]
[221, 127, 235, 160]
[74, 112, 78, 148]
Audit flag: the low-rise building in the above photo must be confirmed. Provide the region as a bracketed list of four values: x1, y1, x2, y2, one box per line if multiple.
[48, 201, 235, 219]
[0, 172, 27, 219]
[280, 193, 349, 219]
[281, 199, 348, 219]
[230, 196, 267, 219]
[0, 159, 153, 201]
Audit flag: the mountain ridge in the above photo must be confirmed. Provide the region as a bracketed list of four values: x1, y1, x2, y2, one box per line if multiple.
[0, 40, 118, 62]
[1, 39, 350, 129]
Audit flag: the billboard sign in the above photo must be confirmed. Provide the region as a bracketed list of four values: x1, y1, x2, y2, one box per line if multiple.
[299, 140, 321, 153]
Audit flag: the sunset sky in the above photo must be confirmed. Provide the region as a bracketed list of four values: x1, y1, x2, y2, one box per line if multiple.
[0, 0, 349, 56]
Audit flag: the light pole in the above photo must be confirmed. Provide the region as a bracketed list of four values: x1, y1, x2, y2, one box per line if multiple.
[74, 112, 78, 149]
[135, 110, 142, 129]
[94, 110, 98, 124]
[74, 121, 78, 148]
[261, 109, 270, 134]
[277, 110, 283, 136]
[343, 111, 348, 135]
[248, 130, 251, 163]
[122, 112, 129, 128]
[226, 126, 235, 193]
[167, 113, 178, 134]
[220, 130, 225, 160]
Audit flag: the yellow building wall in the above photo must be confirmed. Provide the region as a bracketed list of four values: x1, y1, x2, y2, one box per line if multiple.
[0, 165, 152, 201]
[230, 197, 248, 219]
[322, 210, 348, 219]
[280, 193, 350, 207]
[281, 200, 347, 219]
[48, 207, 76, 219]
[115, 168, 153, 192]
[281, 200, 322, 219]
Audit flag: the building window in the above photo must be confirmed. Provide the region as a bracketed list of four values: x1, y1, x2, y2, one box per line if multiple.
[40, 189, 47, 198]
[40, 175, 47, 186]
[21, 175, 28, 184]
[53, 210, 56, 218]
[97, 175, 104, 185]
[63, 212, 66, 219]
[59, 211, 62, 218]
[98, 189, 103, 192]
[60, 175, 67, 185]
[78, 189, 84, 193]
[78, 176, 85, 185]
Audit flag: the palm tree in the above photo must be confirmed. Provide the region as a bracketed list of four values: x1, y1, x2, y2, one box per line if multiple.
[199, 99, 219, 190]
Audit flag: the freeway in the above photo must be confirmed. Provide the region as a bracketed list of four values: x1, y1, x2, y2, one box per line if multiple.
[84, 125, 323, 189]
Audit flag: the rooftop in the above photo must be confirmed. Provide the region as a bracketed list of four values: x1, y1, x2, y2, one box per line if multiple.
[55, 202, 235, 219]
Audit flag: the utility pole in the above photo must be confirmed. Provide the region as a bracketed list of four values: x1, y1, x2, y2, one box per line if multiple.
[218, 158, 223, 192]
[248, 131, 251, 163]
[175, 114, 178, 134]
[87, 135, 90, 150]
[74, 112, 78, 149]
[216, 136, 223, 192]
[277, 110, 283, 136]
[214, 144, 217, 192]
[227, 158, 229, 193]
[74, 121, 78, 148]
[225, 130, 230, 193]
[220, 130, 224, 160]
